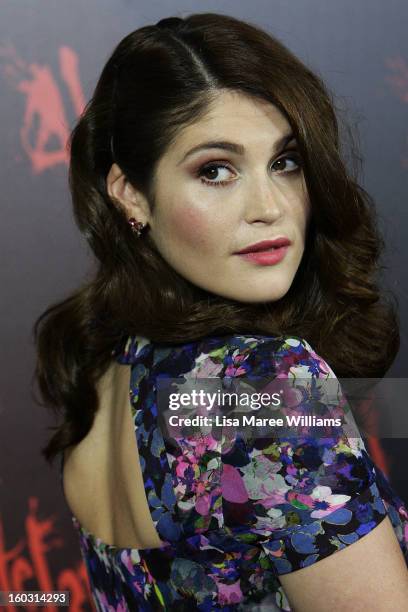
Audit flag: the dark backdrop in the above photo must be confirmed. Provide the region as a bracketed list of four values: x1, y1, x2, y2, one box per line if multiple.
[1, 2, 407, 610]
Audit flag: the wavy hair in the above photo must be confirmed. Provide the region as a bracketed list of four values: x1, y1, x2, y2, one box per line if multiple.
[32, 12, 399, 464]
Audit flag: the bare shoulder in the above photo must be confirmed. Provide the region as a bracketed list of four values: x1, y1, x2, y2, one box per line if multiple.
[61, 358, 164, 548]
[279, 515, 408, 611]
[62, 360, 131, 517]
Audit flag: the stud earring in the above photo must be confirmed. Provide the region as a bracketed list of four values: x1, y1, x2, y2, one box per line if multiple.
[128, 217, 146, 237]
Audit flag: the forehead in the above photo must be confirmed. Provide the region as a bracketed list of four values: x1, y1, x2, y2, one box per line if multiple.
[172, 90, 291, 149]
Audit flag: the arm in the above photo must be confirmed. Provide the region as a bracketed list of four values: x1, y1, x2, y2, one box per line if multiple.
[279, 513, 408, 611]
[261, 336, 408, 610]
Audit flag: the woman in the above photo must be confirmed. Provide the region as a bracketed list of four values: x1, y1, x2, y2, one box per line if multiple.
[33, 12, 408, 611]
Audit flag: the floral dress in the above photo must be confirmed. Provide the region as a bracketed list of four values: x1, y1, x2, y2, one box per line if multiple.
[59, 334, 408, 611]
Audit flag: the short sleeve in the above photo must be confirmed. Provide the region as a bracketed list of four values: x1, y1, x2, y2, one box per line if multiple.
[222, 335, 389, 576]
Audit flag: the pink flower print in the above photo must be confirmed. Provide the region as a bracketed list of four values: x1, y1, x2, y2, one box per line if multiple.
[225, 351, 248, 376]
[278, 348, 305, 371]
[190, 355, 224, 377]
[194, 441, 207, 457]
[193, 473, 222, 516]
[195, 492, 211, 515]
[193, 477, 212, 516]
[217, 579, 243, 605]
[221, 464, 248, 503]
[193, 434, 219, 456]
[310, 485, 351, 519]
[275, 371, 290, 379]
[261, 490, 288, 509]
[225, 363, 247, 376]
[175, 457, 194, 478]
[287, 490, 314, 508]
[179, 433, 219, 455]
[195, 480, 207, 496]
[398, 504, 408, 520]
[175, 459, 187, 478]
[310, 352, 332, 376]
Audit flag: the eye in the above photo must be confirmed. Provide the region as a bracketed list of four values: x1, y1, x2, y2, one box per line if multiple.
[197, 162, 235, 188]
[196, 151, 303, 189]
[271, 152, 302, 174]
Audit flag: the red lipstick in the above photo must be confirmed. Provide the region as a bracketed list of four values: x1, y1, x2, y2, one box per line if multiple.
[235, 237, 291, 266]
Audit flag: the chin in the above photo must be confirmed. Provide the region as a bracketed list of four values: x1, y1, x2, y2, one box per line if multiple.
[241, 280, 293, 303]
[196, 275, 294, 304]
[237, 292, 289, 304]
[220, 287, 291, 304]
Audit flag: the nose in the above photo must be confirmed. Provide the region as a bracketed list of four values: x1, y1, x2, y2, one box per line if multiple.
[245, 177, 284, 224]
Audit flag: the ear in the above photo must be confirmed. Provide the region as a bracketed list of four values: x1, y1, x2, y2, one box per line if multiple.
[106, 163, 151, 224]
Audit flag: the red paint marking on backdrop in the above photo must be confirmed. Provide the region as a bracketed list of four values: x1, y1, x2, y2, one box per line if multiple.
[0, 519, 26, 612]
[356, 392, 391, 478]
[57, 562, 92, 612]
[77, 560, 96, 610]
[59, 46, 86, 116]
[0, 44, 85, 174]
[10, 556, 34, 611]
[26, 497, 61, 612]
[0, 496, 93, 611]
[16, 62, 70, 175]
[385, 55, 408, 103]
[366, 436, 391, 478]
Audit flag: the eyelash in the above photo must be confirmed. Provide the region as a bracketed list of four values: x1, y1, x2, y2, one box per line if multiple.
[197, 151, 303, 188]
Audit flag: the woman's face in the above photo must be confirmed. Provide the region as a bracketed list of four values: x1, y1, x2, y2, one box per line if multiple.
[134, 90, 310, 303]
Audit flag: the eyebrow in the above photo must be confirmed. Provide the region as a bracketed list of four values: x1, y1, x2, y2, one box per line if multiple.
[177, 131, 296, 165]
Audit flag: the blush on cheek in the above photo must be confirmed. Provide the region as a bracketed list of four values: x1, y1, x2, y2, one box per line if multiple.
[170, 206, 212, 248]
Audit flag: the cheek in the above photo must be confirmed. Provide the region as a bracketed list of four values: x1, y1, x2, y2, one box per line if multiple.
[303, 200, 312, 236]
[168, 205, 214, 250]
[292, 195, 310, 236]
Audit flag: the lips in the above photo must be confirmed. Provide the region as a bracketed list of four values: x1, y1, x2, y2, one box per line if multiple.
[235, 237, 291, 254]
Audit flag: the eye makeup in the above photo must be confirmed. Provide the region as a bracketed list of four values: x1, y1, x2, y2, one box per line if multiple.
[177, 131, 296, 166]
[195, 148, 303, 188]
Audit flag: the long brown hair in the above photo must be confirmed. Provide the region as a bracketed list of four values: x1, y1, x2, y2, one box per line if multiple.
[32, 12, 399, 465]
